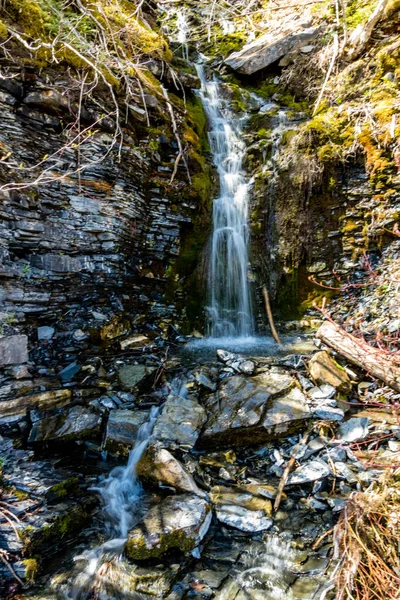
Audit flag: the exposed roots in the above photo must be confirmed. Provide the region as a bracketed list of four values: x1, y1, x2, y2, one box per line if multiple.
[334, 470, 400, 600]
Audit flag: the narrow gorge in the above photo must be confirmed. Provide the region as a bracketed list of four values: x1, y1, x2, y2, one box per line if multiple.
[1, 1, 400, 599]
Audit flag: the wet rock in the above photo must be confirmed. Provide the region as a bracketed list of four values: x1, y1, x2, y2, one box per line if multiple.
[37, 326, 55, 340]
[0, 335, 28, 365]
[338, 417, 370, 442]
[125, 494, 211, 560]
[288, 460, 331, 485]
[120, 334, 152, 350]
[0, 389, 72, 421]
[198, 372, 311, 449]
[210, 486, 272, 515]
[215, 505, 272, 532]
[308, 351, 352, 393]
[100, 316, 130, 341]
[105, 409, 150, 455]
[60, 361, 81, 382]
[225, 26, 321, 74]
[118, 364, 150, 390]
[137, 443, 205, 496]
[28, 406, 102, 443]
[216, 350, 255, 375]
[153, 394, 207, 449]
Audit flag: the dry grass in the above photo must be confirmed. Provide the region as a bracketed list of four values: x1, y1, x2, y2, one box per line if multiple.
[334, 469, 400, 600]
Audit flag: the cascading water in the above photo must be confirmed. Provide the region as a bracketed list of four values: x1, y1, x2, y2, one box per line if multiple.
[61, 405, 161, 599]
[196, 64, 254, 338]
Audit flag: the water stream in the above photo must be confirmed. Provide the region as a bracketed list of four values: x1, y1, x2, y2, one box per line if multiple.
[196, 64, 254, 338]
[63, 406, 161, 598]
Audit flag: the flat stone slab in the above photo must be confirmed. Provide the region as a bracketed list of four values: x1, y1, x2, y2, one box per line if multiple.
[225, 26, 320, 74]
[0, 335, 28, 365]
[28, 405, 102, 443]
[198, 372, 311, 449]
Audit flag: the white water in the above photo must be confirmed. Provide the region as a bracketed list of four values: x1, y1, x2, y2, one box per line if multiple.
[196, 64, 254, 338]
[62, 406, 160, 599]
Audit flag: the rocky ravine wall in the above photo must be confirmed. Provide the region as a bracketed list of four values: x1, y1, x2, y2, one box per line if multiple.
[0, 57, 212, 433]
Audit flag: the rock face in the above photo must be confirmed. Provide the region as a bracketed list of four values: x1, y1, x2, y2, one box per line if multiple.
[153, 394, 207, 449]
[137, 443, 205, 496]
[225, 26, 320, 74]
[198, 371, 311, 448]
[125, 494, 211, 560]
[308, 351, 352, 392]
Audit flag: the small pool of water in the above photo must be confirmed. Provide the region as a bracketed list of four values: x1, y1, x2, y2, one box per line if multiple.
[182, 334, 316, 360]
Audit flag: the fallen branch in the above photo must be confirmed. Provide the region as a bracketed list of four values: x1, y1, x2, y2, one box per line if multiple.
[274, 427, 310, 511]
[262, 286, 282, 346]
[316, 320, 400, 392]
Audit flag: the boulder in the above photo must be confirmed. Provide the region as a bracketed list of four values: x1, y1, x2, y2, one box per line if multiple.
[125, 494, 211, 560]
[153, 394, 207, 449]
[137, 444, 205, 496]
[198, 372, 311, 449]
[225, 26, 320, 75]
[104, 409, 150, 455]
[308, 351, 352, 392]
[215, 505, 272, 533]
[0, 335, 28, 365]
[28, 406, 101, 443]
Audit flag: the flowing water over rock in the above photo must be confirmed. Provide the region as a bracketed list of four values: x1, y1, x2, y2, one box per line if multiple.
[61, 406, 160, 599]
[196, 64, 254, 339]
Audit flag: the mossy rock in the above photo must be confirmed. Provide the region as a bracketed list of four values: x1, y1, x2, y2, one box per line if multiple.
[125, 494, 211, 560]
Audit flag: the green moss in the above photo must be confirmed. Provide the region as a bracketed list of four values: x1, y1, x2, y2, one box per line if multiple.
[125, 529, 197, 561]
[23, 558, 38, 582]
[46, 477, 79, 502]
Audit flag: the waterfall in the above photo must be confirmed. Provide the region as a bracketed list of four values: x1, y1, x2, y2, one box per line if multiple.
[196, 64, 254, 338]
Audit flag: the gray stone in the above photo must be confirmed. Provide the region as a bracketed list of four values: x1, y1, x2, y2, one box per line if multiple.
[118, 364, 148, 390]
[153, 394, 207, 449]
[308, 384, 336, 400]
[338, 418, 370, 442]
[225, 26, 321, 74]
[312, 406, 345, 421]
[199, 372, 311, 449]
[137, 443, 205, 496]
[37, 326, 55, 341]
[215, 505, 272, 532]
[0, 335, 28, 365]
[30, 254, 83, 273]
[125, 494, 211, 560]
[60, 361, 80, 382]
[288, 460, 331, 485]
[28, 406, 101, 442]
[105, 409, 149, 454]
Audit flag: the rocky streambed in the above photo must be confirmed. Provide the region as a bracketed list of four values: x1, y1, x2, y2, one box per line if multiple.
[1, 327, 398, 600]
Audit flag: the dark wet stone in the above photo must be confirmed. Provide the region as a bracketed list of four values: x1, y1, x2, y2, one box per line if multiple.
[28, 406, 101, 443]
[198, 372, 311, 449]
